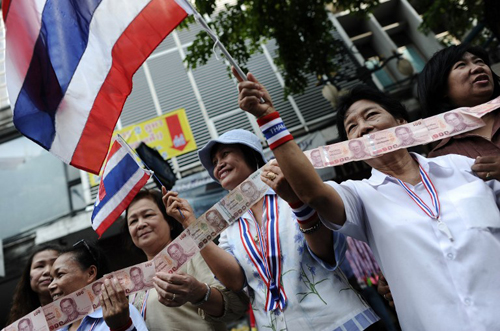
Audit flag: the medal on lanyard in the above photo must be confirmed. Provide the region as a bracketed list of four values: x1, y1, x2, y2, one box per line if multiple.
[238, 195, 287, 311]
[396, 164, 454, 242]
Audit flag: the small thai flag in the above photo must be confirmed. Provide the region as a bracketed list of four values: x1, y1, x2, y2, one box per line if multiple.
[4, 0, 192, 174]
[91, 136, 152, 237]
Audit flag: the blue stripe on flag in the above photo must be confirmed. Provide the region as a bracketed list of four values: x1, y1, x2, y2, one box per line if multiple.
[13, 0, 102, 149]
[92, 153, 139, 215]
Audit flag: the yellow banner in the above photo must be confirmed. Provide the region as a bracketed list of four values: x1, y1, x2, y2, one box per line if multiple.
[88, 109, 196, 187]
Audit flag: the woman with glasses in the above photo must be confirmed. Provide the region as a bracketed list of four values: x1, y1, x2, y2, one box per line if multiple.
[124, 189, 249, 331]
[48, 241, 147, 331]
[8, 244, 63, 324]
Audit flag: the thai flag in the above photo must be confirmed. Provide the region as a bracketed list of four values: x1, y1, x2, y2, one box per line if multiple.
[3, 0, 192, 174]
[91, 136, 152, 237]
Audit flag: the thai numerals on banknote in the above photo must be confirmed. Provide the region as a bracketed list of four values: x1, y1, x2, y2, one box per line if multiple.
[424, 111, 484, 141]
[43, 289, 93, 331]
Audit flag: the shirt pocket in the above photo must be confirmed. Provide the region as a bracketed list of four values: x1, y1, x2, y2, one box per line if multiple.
[448, 180, 500, 230]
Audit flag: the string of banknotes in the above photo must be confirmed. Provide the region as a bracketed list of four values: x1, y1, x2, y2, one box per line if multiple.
[4, 97, 499, 331]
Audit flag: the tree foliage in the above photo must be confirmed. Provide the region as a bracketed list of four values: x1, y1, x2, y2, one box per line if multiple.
[183, 0, 497, 96]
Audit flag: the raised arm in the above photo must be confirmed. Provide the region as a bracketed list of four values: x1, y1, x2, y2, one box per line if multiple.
[163, 190, 246, 291]
[234, 69, 347, 227]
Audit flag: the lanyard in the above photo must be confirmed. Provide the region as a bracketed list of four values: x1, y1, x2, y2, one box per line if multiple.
[396, 163, 454, 242]
[239, 195, 287, 311]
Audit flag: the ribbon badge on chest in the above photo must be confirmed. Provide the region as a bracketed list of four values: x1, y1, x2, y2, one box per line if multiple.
[239, 195, 287, 311]
[396, 162, 454, 242]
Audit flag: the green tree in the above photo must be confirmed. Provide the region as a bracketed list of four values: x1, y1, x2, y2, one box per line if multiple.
[184, 0, 498, 96]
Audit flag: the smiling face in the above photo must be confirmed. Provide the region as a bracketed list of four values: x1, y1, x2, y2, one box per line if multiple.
[29, 250, 59, 299]
[49, 253, 95, 301]
[446, 52, 494, 107]
[127, 197, 172, 260]
[343, 99, 405, 140]
[212, 144, 254, 190]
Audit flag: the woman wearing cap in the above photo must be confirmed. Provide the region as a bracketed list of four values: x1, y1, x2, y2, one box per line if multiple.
[164, 129, 379, 331]
[234, 70, 500, 330]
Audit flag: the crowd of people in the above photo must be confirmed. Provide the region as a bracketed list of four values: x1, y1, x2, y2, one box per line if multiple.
[6, 43, 499, 331]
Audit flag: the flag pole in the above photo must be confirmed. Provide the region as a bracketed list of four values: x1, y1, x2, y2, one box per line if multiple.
[183, 0, 248, 80]
[116, 134, 184, 218]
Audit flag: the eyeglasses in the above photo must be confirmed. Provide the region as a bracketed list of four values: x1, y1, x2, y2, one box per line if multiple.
[73, 239, 98, 264]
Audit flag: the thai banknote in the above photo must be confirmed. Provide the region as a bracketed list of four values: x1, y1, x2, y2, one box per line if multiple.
[424, 111, 484, 141]
[106, 261, 155, 295]
[43, 289, 93, 331]
[3, 308, 50, 331]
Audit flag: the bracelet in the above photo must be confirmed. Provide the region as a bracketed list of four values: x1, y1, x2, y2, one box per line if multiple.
[257, 112, 294, 150]
[299, 220, 322, 234]
[289, 200, 318, 224]
[192, 282, 211, 306]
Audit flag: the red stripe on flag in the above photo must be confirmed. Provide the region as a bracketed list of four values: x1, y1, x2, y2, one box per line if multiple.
[95, 172, 150, 237]
[71, 0, 188, 174]
[2, 0, 12, 22]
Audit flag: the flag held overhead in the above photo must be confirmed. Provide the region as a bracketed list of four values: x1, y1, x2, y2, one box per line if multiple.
[4, 0, 192, 174]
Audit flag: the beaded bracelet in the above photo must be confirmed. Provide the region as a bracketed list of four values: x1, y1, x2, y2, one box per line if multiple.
[298, 220, 322, 234]
[192, 282, 211, 306]
[289, 200, 318, 224]
[257, 112, 294, 150]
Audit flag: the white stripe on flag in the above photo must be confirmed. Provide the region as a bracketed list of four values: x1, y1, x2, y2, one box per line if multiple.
[50, 0, 151, 162]
[5, 0, 47, 108]
[92, 168, 149, 230]
[102, 147, 128, 178]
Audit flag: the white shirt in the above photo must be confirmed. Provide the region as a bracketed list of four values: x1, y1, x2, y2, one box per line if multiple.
[323, 153, 500, 331]
[219, 190, 379, 331]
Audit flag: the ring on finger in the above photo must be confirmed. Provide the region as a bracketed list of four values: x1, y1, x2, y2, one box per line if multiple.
[383, 294, 388, 300]
[266, 171, 277, 180]
[486, 172, 491, 179]
[171, 293, 176, 301]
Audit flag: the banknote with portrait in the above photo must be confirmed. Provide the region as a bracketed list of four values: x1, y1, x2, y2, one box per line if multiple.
[106, 261, 155, 295]
[43, 289, 93, 331]
[3, 308, 50, 331]
[424, 111, 484, 141]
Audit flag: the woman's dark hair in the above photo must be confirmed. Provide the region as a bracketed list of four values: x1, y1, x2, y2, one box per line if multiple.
[63, 240, 109, 280]
[8, 244, 63, 324]
[210, 143, 266, 171]
[418, 44, 500, 117]
[335, 84, 409, 141]
[122, 189, 184, 251]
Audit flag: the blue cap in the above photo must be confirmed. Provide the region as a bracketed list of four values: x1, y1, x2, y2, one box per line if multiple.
[198, 129, 267, 182]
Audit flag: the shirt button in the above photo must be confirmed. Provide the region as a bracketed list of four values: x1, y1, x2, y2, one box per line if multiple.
[447, 253, 454, 260]
[464, 298, 472, 306]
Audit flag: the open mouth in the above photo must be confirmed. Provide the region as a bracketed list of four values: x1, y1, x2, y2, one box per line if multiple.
[473, 74, 490, 84]
[52, 293, 63, 300]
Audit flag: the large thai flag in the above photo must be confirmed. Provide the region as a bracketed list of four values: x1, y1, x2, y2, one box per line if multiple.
[3, 0, 192, 174]
[91, 136, 152, 237]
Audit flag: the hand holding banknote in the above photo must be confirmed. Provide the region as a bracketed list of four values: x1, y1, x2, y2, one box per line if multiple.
[261, 161, 299, 204]
[153, 272, 208, 308]
[100, 277, 130, 330]
[471, 155, 500, 181]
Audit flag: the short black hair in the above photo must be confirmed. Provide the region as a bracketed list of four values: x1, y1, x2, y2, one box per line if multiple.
[63, 241, 109, 279]
[335, 84, 409, 141]
[418, 44, 500, 117]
